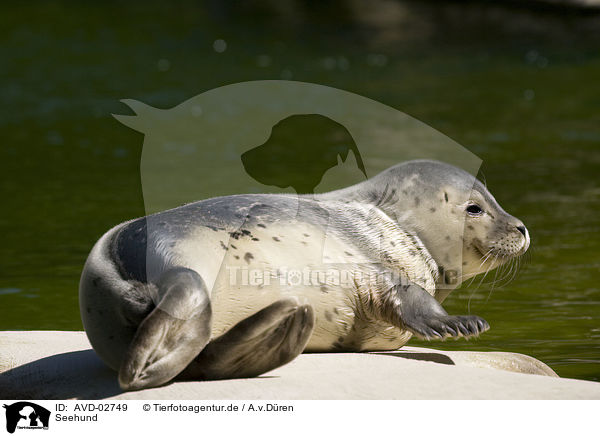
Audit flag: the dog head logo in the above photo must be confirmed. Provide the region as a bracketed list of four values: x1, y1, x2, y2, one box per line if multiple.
[241, 113, 367, 194]
[3, 402, 50, 433]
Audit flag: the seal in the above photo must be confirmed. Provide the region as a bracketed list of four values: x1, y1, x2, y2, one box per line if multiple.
[80, 159, 529, 390]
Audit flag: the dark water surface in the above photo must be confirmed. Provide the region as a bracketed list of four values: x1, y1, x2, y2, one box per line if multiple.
[1, 2, 599, 381]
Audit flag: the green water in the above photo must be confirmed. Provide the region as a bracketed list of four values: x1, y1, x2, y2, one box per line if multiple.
[1, 2, 599, 381]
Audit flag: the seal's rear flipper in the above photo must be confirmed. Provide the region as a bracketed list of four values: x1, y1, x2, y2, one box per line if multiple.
[380, 283, 489, 340]
[179, 298, 315, 380]
[118, 268, 212, 391]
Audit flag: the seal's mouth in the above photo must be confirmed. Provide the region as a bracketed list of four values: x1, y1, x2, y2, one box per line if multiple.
[472, 239, 519, 264]
[472, 240, 527, 263]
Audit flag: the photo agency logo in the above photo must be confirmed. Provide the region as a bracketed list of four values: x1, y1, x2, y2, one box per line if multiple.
[3, 402, 50, 433]
[112, 80, 482, 310]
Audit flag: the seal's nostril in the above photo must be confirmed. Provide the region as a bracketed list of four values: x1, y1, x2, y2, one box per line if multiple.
[516, 225, 526, 236]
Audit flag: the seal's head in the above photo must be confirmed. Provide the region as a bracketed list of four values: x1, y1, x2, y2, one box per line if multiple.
[354, 160, 529, 286]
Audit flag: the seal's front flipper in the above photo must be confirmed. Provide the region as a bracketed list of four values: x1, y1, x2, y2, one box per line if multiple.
[118, 268, 212, 391]
[381, 283, 489, 340]
[179, 298, 315, 381]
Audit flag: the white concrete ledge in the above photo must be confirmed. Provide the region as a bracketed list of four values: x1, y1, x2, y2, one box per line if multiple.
[1, 331, 599, 400]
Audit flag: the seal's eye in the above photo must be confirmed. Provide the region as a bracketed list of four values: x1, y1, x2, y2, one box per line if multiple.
[466, 204, 483, 215]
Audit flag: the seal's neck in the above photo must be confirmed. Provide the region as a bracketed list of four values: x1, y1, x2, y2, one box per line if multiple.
[315, 180, 466, 295]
